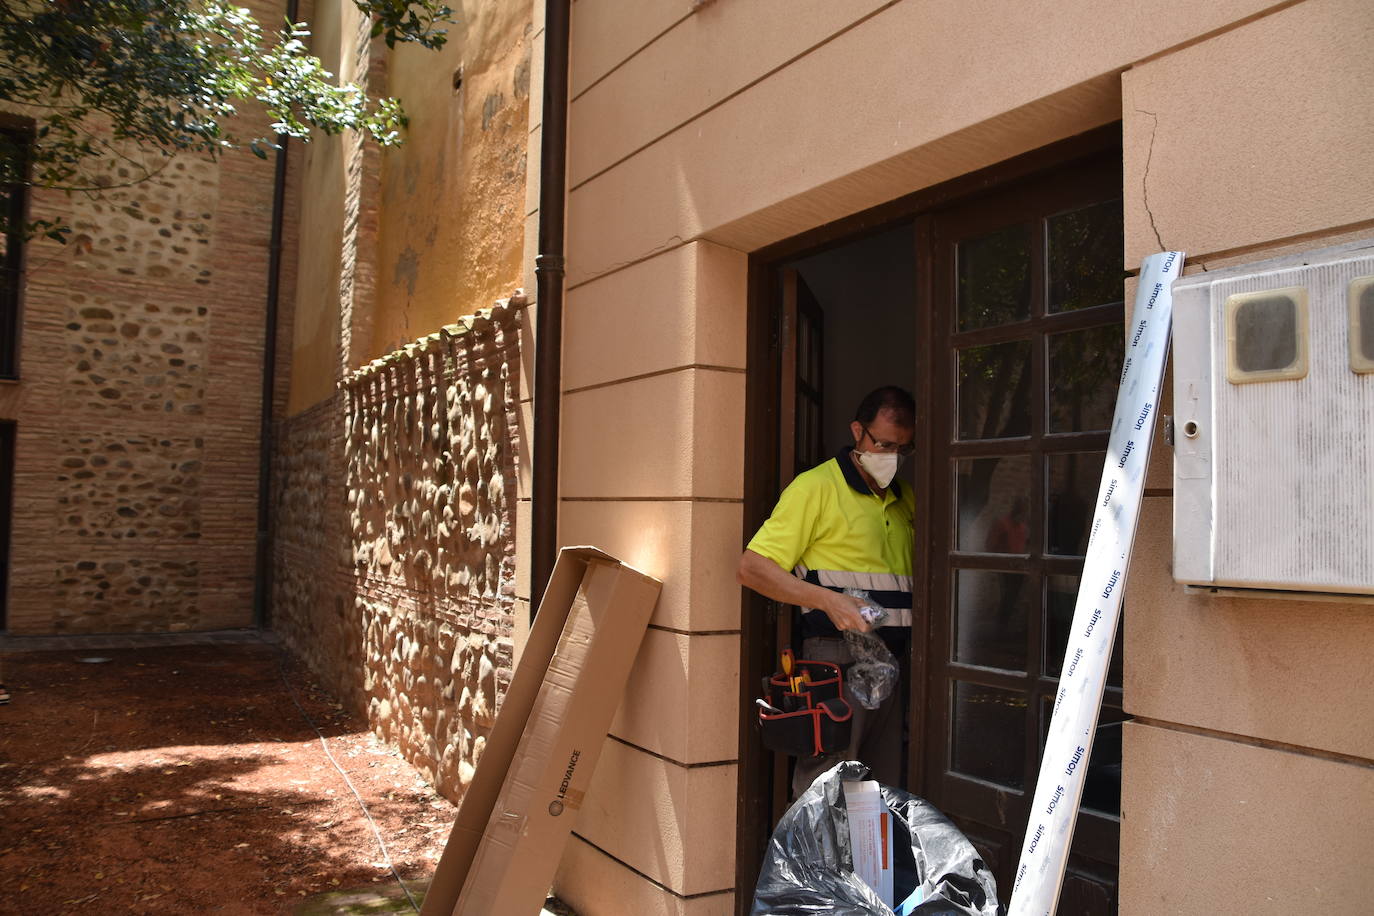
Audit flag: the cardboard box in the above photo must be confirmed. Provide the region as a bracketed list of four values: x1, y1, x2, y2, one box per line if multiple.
[420, 547, 662, 916]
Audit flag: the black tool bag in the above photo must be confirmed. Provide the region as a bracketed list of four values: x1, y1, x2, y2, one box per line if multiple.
[757, 659, 853, 758]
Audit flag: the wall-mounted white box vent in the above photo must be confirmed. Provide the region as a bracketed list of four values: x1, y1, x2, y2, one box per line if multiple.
[1173, 238, 1374, 596]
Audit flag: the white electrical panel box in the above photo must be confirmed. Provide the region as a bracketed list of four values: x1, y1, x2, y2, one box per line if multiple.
[1172, 238, 1374, 596]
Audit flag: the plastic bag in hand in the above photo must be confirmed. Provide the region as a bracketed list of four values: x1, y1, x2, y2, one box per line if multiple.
[842, 589, 899, 710]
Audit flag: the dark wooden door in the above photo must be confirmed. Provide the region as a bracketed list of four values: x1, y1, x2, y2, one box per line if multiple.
[922, 155, 1127, 913]
[768, 269, 826, 818]
[737, 268, 830, 878]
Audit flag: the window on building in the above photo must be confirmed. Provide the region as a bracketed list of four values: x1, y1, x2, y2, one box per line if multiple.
[0, 125, 28, 379]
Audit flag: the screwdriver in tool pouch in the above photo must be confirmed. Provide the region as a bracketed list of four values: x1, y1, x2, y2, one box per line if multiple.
[781, 649, 800, 693]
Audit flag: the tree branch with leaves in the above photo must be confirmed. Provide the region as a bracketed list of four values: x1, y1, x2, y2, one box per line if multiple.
[0, 0, 455, 239]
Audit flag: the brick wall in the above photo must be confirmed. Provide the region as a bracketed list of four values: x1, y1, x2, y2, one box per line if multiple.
[271, 302, 520, 799]
[4, 0, 295, 634]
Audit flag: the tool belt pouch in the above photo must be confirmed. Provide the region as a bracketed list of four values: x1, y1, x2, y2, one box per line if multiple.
[757, 660, 852, 758]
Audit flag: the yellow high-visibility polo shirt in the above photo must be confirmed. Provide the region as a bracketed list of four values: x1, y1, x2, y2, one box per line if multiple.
[747, 448, 915, 631]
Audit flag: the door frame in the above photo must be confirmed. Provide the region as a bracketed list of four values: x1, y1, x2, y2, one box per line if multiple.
[735, 124, 1121, 912]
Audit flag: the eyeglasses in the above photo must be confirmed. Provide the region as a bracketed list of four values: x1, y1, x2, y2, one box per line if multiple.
[861, 425, 916, 457]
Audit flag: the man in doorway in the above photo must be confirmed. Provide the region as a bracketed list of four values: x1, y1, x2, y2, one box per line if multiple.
[738, 385, 916, 797]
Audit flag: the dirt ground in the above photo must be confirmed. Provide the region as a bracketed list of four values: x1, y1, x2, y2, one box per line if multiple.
[0, 637, 462, 914]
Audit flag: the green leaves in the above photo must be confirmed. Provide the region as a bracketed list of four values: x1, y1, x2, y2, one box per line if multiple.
[364, 0, 454, 49]
[0, 0, 455, 237]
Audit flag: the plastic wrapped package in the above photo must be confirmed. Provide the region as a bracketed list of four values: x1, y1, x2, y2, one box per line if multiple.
[841, 589, 899, 710]
[751, 761, 1000, 916]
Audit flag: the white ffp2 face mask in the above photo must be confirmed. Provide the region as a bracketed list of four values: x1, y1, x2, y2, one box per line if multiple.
[855, 450, 903, 488]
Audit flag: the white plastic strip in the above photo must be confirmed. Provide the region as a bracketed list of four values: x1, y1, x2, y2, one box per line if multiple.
[1007, 251, 1185, 916]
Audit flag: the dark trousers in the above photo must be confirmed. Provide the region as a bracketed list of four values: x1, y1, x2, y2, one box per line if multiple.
[790, 633, 907, 798]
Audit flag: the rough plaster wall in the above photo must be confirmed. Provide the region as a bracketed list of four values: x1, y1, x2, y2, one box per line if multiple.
[272, 303, 520, 800]
[287, 0, 384, 414]
[338, 11, 386, 380]
[370, 0, 532, 356]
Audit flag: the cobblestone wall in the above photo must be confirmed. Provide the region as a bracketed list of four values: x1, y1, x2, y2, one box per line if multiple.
[271, 302, 520, 799]
[62, 295, 207, 416]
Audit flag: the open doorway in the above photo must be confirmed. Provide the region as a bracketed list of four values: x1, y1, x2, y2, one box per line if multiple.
[783, 222, 918, 477]
[739, 220, 924, 838]
[737, 130, 1126, 915]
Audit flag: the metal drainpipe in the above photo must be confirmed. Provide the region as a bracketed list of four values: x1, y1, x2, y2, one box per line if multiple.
[531, 0, 571, 613]
[252, 0, 299, 629]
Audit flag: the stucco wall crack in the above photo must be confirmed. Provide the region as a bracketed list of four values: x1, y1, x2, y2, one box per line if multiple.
[1135, 108, 1167, 254]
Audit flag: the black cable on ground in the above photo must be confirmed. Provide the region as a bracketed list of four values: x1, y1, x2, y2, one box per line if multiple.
[269, 641, 421, 913]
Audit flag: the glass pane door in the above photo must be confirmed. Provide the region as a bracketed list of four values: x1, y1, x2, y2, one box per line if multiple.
[925, 154, 1125, 911]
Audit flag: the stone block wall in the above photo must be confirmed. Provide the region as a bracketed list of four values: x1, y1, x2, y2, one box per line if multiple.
[272, 302, 520, 799]
[3, 0, 298, 634]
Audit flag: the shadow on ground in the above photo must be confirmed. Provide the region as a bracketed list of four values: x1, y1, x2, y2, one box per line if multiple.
[0, 640, 453, 914]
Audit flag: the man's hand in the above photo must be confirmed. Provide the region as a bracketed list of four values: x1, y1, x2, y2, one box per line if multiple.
[819, 589, 872, 634]
[737, 549, 872, 633]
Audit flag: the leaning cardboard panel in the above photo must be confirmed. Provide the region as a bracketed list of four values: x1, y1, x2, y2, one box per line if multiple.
[420, 547, 661, 916]
[457, 555, 661, 914]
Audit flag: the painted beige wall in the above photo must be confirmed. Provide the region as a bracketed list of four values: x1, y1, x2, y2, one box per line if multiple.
[1121, 723, 1374, 913]
[1129, 503, 1374, 761]
[547, 242, 746, 911]
[549, 0, 1374, 912]
[1119, 1, 1374, 909]
[1121, 0, 1374, 267]
[564, 0, 1285, 288]
[370, 0, 532, 358]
